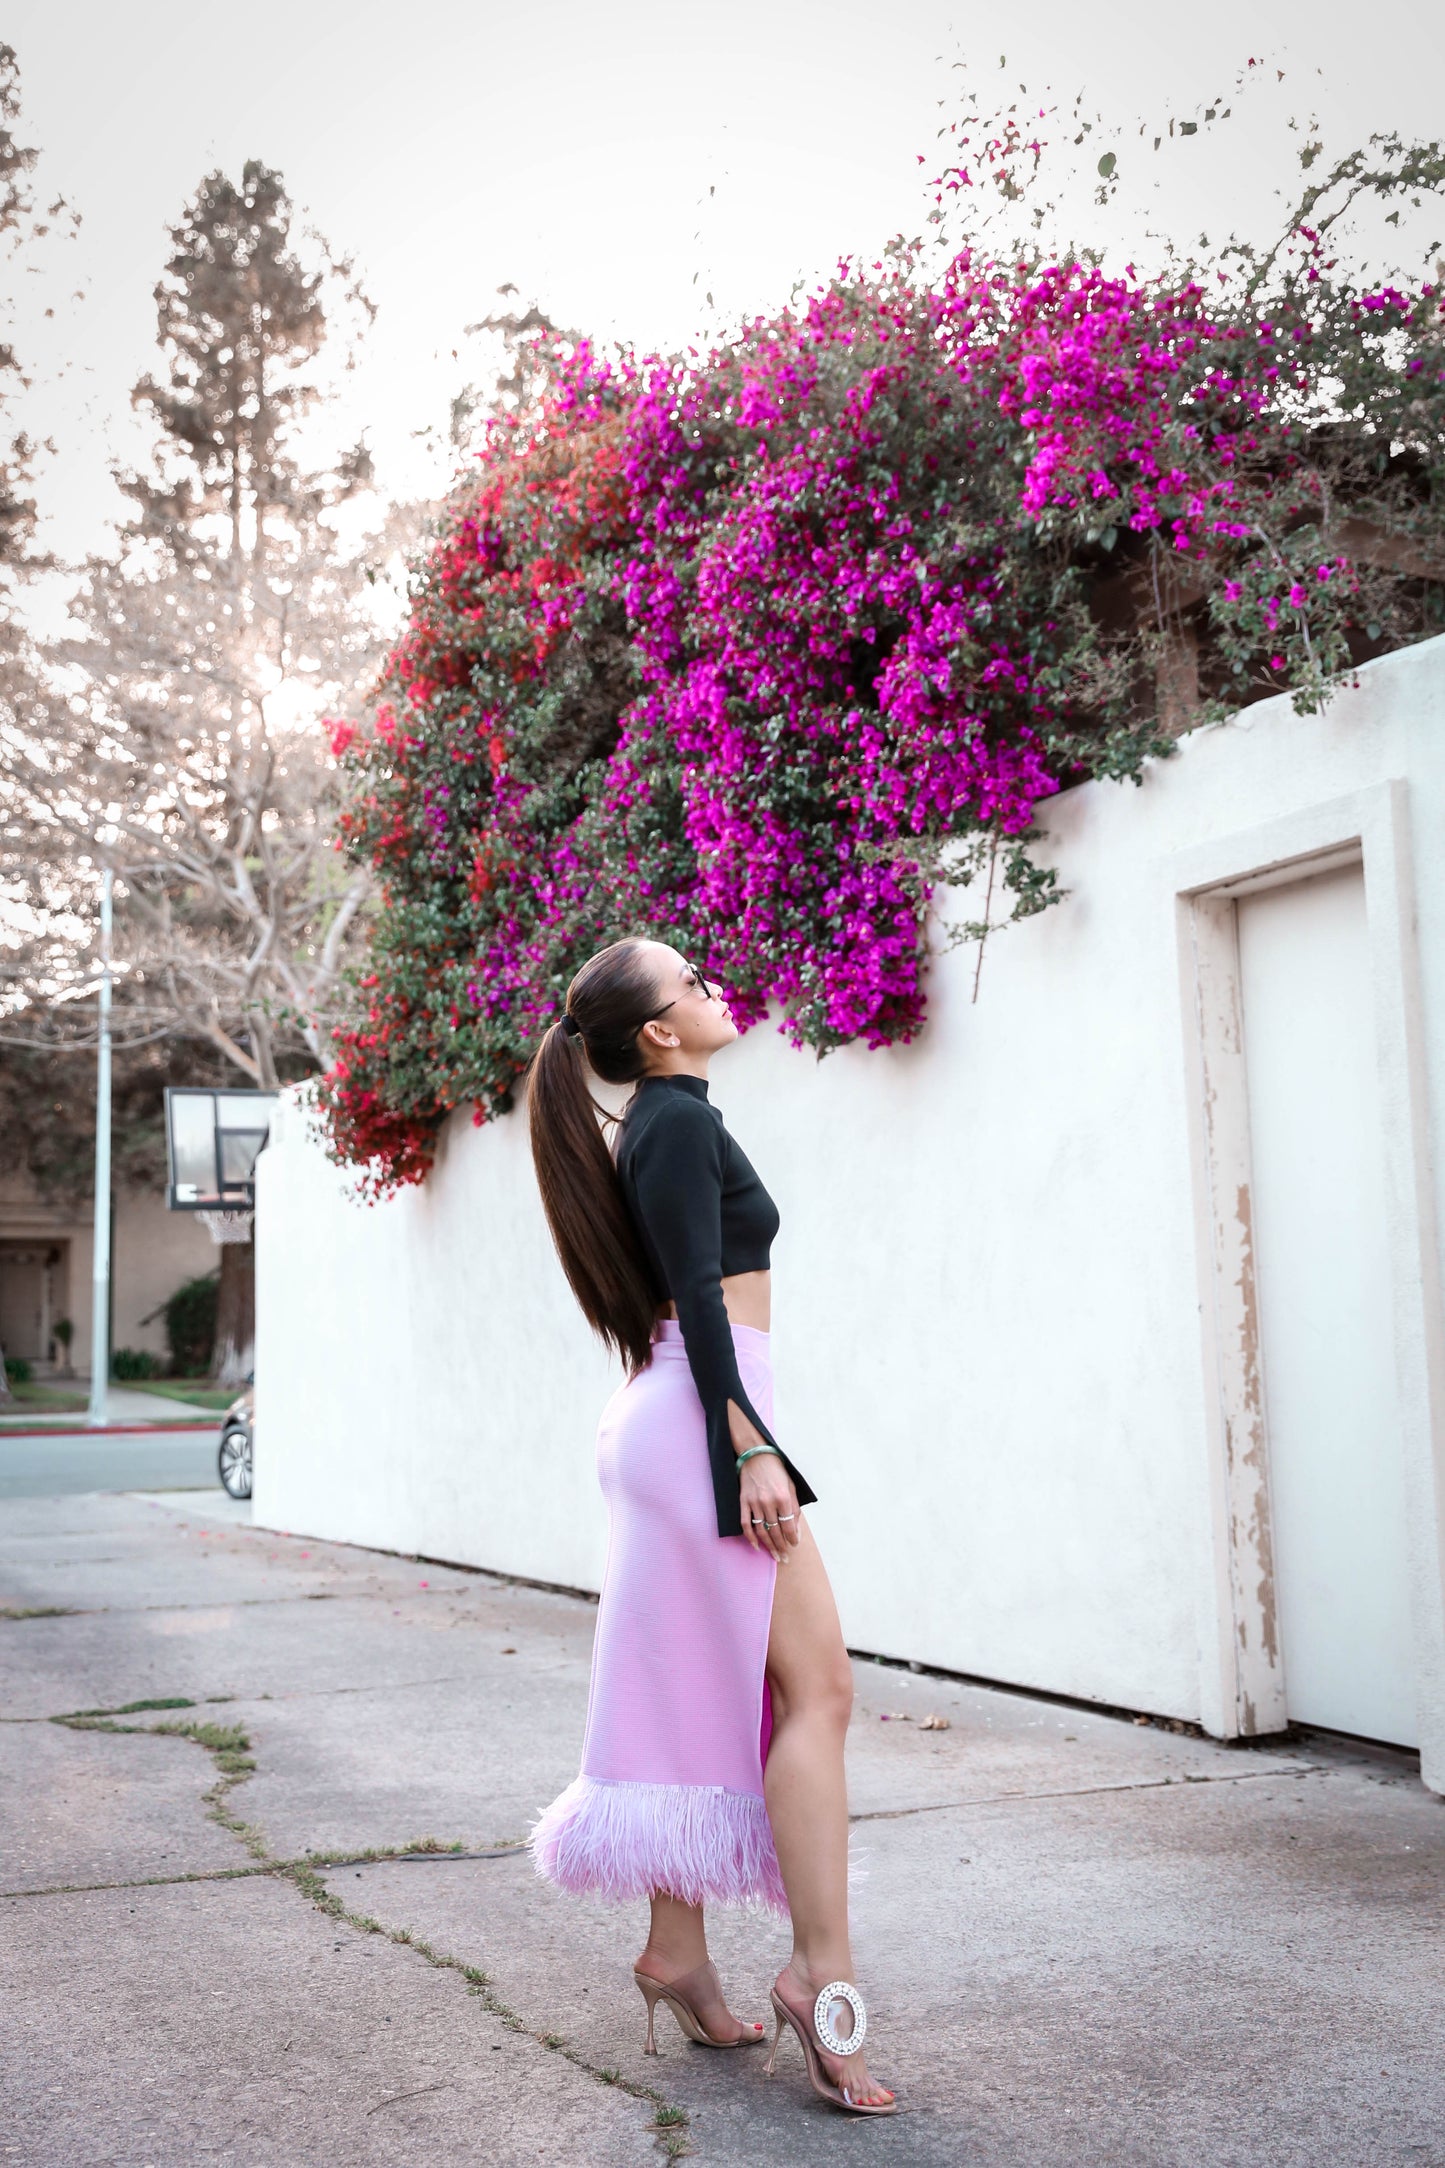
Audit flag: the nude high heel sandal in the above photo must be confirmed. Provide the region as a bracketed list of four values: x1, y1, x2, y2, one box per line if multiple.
[634, 1960, 765, 2053]
[764, 1975, 896, 2115]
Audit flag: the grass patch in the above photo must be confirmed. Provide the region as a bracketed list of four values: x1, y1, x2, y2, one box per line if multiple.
[644, 2103, 693, 2155]
[296, 1838, 467, 1870]
[0, 1605, 82, 1621]
[62, 1697, 197, 1718]
[3, 1384, 90, 1414]
[137, 1380, 238, 1411]
[153, 1719, 255, 1778]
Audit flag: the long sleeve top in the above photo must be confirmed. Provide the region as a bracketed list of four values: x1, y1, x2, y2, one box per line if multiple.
[616, 1073, 817, 1540]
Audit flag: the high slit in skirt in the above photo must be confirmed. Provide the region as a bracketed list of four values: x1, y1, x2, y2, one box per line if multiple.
[528, 1320, 788, 1916]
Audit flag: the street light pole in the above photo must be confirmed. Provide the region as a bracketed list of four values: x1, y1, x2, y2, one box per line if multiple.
[87, 865, 113, 1430]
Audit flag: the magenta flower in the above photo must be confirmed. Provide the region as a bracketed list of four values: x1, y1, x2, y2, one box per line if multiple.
[317, 218, 1444, 1193]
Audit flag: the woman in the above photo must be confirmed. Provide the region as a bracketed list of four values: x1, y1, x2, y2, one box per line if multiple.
[526, 937, 894, 2117]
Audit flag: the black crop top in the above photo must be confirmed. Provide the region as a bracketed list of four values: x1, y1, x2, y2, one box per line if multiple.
[616, 1073, 817, 1540]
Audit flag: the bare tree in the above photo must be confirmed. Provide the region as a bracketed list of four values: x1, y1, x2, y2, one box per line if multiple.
[2, 160, 392, 1088]
[1, 157, 402, 1383]
[0, 44, 77, 1398]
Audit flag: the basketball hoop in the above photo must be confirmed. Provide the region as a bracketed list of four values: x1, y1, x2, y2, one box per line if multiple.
[197, 1209, 255, 1246]
[164, 1088, 277, 1220]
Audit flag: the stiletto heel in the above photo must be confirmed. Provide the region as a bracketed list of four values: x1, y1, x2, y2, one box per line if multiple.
[767, 1975, 896, 2116]
[631, 1961, 766, 2052]
[763, 2007, 786, 2077]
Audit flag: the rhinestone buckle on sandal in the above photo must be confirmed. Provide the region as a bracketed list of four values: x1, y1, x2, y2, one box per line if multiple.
[812, 1980, 867, 2058]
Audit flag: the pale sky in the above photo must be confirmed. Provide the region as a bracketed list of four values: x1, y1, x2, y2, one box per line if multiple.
[9, 0, 1445, 567]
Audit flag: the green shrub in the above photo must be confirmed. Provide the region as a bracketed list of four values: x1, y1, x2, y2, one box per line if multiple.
[112, 1347, 163, 1381]
[6, 1355, 33, 1384]
[164, 1272, 218, 1375]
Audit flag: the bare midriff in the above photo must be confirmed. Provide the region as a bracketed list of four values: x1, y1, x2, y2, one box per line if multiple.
[660, 1267, 771, 1333]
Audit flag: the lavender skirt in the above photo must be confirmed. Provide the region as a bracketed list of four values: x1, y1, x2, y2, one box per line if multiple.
[528, 1321, 787, 1916]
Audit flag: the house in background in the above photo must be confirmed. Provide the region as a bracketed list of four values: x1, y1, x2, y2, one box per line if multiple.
[0, 1039, 244, 1379]
[0, 1165, 217, 1378]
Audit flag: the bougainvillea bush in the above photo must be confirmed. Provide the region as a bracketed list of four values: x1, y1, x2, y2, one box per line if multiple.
[322, 132, 1445, 1192]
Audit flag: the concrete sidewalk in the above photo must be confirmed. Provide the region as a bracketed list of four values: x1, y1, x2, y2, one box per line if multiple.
[2, 1493, 1442, 2167]
[0, 1384, 224, 1430]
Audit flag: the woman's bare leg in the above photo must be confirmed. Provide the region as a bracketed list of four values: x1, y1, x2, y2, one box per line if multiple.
[634, 1895, 762, 2043]
[764, 1516, 892, 2106]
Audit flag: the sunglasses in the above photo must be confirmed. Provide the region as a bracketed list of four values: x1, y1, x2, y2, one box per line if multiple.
[645, 959, 719, 1025]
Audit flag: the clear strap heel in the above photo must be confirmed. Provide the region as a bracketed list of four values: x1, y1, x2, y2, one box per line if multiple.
[633, 1960, 765, 2053]
[763, 1973, 896, 2115]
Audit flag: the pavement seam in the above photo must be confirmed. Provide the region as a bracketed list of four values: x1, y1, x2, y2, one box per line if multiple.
[30, 1693, 694, 2158]
[0, 1590, 468, 1620]
[1, 1674, 482, 1721]
[849, 1762, 1330, 1821]
[2, 1844, 530, 1903]
[4, 1860, 285, 1901]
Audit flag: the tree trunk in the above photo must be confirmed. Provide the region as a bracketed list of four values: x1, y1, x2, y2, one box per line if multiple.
[211, 1239, 255, 1386]
[1156, 619, 1202, 738]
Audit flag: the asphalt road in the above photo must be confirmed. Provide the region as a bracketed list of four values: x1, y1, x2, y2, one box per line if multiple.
[0, 1427, 224, 1499]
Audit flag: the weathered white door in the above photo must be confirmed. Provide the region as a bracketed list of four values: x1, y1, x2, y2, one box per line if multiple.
[1236, 862, 1417, 1747]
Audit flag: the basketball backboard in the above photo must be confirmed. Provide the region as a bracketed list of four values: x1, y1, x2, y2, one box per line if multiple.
[164, 1088, 279, 1212]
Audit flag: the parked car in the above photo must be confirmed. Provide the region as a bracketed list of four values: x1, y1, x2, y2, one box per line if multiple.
[218, 1385, 253, 1499]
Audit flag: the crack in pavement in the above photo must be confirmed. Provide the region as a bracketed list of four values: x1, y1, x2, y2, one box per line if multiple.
[19, 1698, 689, 2157]
[366, 2080, 453, 2116]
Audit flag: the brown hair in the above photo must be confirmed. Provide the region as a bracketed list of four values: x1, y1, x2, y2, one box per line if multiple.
[527, 938, 667, 1375]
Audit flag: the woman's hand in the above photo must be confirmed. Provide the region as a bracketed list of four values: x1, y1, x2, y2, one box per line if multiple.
[730, 1402, 800, 1563]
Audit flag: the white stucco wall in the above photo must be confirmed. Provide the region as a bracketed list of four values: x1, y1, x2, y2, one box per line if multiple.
[255, 637, 1445, 1781]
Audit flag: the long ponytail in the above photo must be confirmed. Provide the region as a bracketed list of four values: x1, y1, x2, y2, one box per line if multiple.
[527, 938, 667, 1375]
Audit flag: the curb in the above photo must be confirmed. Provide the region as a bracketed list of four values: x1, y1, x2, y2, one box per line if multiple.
[0, 1421, 220, 1440]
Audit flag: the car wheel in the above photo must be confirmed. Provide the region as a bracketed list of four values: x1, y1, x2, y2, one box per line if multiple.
[219, 1424, 253, 1500]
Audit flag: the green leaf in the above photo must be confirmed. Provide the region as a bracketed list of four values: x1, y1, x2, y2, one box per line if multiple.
[1097, 153, 1117, 180]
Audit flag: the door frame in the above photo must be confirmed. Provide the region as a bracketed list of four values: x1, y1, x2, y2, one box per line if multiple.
[1169, 780, 1445, 1783]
